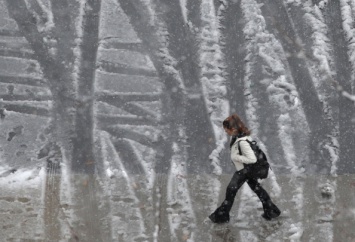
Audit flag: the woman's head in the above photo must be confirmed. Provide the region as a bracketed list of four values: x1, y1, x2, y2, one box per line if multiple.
[222, 114, 251, 136]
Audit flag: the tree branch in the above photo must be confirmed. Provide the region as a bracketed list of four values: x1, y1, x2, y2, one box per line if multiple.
[5, 0, 51, 63]
[26, 0, 49, 26]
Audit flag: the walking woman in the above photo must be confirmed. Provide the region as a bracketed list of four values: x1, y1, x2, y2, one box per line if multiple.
[209, 114, 281, 223]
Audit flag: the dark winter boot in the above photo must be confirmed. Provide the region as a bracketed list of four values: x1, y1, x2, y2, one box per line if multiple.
[262, 201, 281, 220]
[209, 209, 230, 224]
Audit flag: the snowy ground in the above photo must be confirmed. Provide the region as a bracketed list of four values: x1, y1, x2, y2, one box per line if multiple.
[0, 170, 355, 241]
[1, 0, 355, 241]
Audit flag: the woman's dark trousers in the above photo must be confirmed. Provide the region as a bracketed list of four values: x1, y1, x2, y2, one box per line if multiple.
[209, 169, 280, 223]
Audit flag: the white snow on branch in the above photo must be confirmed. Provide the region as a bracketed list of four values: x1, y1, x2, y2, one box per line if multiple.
[342, 90, 355, 101]
[323, 134, 339, 176]
[318, 0, 329, 9]
[139, 0, 156, 26]
[179, 0, 188, 24]
[299, 1, 342, 124]
[285, 0, 302, 6]
[71, 0, 86, 88]
[303, 3, 333, 76]
[25, 0, 55, 33]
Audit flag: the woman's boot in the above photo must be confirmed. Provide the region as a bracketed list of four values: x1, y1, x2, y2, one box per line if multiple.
[262, 200, 281, 220]
[209, 206, 230, 223]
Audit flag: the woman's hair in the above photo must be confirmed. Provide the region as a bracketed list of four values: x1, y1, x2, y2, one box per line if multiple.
[222, 114, 251, 135]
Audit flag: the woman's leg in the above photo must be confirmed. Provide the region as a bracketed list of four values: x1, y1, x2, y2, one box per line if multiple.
[247, 179, 281, 220]
[246, 178, 271, 204]
[209, 170, 248, 223]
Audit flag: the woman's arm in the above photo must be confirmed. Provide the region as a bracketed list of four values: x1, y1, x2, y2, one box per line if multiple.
[231, 140, 257, 164]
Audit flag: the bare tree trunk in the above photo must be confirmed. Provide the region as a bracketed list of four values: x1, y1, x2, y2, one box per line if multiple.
[5, 1, 75, 239]
[324, 0, 355, 174]
[69, 0, 103, 240]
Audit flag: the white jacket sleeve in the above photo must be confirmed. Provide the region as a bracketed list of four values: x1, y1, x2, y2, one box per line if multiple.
[231, 140, 257, 164]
